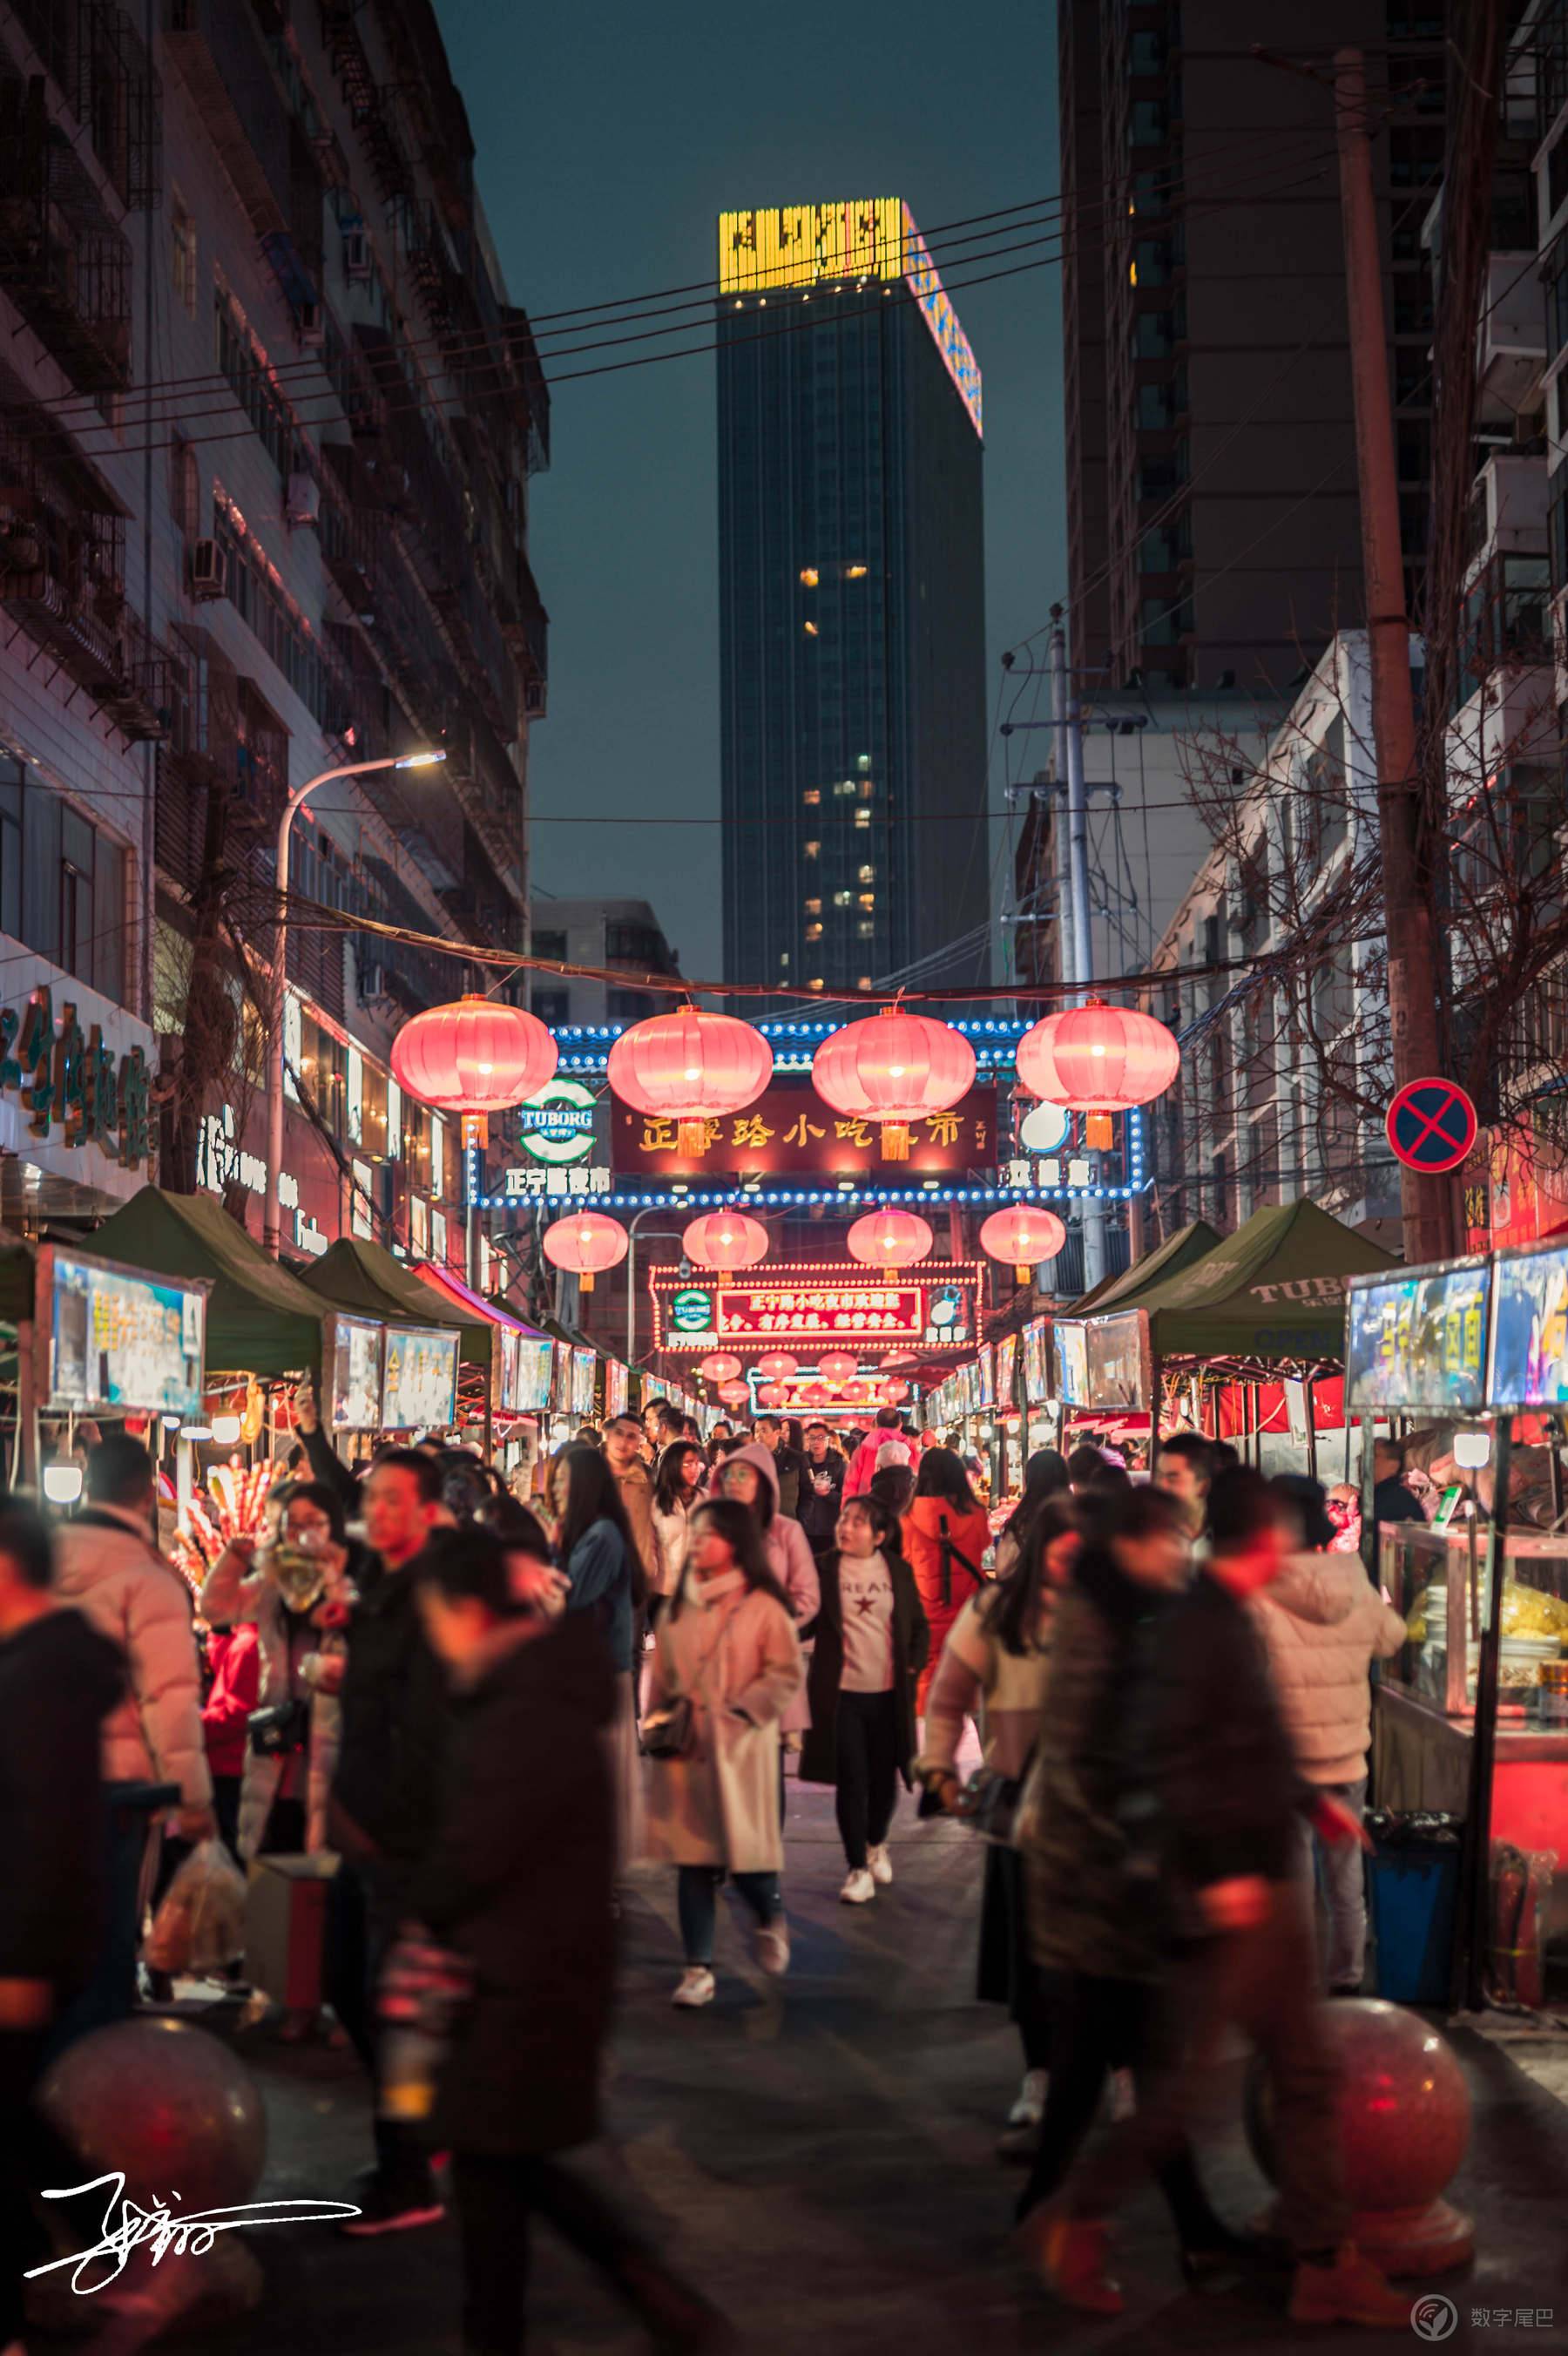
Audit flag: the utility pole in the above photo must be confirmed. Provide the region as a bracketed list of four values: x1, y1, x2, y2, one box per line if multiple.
[1049, 607, 1106, 1289]
[1335, 49, 1456, 1265]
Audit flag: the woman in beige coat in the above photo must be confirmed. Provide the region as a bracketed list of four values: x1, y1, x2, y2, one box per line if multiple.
[643, 1497, 803, 2008]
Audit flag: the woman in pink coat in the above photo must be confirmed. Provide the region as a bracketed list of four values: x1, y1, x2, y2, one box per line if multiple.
[717, 1445, 819, 1739]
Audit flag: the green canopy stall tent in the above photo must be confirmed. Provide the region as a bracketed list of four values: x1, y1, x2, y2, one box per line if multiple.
[300, 1237, 487, 1446]
[1048, 1219, 1224, 1452]
[1080, 1200, 1398, 1472]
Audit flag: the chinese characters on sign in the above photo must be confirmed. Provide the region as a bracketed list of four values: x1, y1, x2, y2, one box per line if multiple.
[653, 1268, 979, 1352]
[0, 986, 152, 1168]
[613, 1083, 996, 1177]
[722, 1283, 925, 1341]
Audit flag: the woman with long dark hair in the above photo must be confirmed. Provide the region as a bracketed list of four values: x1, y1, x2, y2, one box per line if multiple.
[921, 1495, 1078, 2156]
[553, 1445, 644, 1861]
[643, 1499, 803, 2007]
[994, 1448, 1071, 1580]
[902, 1446, 991, 1713]
[651, 1441, 707, 1614]
[799, 1493, 928, 1905]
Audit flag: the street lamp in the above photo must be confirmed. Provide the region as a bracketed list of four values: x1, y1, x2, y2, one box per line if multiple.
[263, 749, 446, 1258]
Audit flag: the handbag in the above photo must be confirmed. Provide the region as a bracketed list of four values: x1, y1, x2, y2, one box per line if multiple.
[639, 1602, 730, 1761]
[248, 1695, 309, 1756]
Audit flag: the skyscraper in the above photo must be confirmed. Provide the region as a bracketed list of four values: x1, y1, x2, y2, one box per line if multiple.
[717, 201, 988, 998]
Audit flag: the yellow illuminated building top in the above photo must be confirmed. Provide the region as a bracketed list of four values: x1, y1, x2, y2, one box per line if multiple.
[718, 199, 983, 437]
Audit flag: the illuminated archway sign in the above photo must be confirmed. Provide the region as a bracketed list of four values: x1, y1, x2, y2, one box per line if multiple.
[517, 1077, 598, 1167]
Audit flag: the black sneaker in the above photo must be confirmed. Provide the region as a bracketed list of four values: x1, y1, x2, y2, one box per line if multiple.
[337, 2169, 443, 2236]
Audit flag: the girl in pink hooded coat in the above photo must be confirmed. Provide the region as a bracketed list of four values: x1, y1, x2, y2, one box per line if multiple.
[717, 1444, 820, 1732]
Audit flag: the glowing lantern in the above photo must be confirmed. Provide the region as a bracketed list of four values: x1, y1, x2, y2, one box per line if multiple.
[683, 1211, 769, 1271]
[846, 1207, 934, 1268]
[880, 1378, 909, 1405]
[1015, 999, 1179, 1148]
[608, 1008, 772, 1154]
[756, 1381, 788, 1409]
[978, 1205, 1067, 1284]
[390, 993, 557, 1115]
[541, 1210, 627, 1294]
[801, 1381, 833, 1407]
[700, 1352, 743, 1384]
[811, 1008, 976, 1160]
[755, 1351, 798, 1382]
[819, 1350, 858, 1385]
[719, 1379, 751, 1409]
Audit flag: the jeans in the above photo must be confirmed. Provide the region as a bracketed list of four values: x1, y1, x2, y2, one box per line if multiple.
[324, 1858, 436, 2201]
[47, 1784, 159, 2055]
[451, 2150, 706, 2354]
[834, 1689, 899, 1870]
[1018, 1973, 1219, 2244]
[1293, 1776, 1369, 1991]
[1068, 1882, 1348, 2255]
[676, 1867, 781, 1966]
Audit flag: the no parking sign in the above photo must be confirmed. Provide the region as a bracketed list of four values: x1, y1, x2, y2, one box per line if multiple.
[1384, 1078, 1477, 1175]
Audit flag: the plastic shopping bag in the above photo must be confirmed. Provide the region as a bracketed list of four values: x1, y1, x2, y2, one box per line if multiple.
[144, 1838, 247, 1974]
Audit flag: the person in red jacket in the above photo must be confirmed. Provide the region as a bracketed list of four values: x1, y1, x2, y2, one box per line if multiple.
[843, 1408, 912, 1499]
[202, 1621, 260, 1860]
[902, 1449, 992, 1713]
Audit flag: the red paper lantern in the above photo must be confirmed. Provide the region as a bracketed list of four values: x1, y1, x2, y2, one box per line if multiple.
[683, 1211, 769, 1271]
[700, 1352, 743, 1384]
[880, 1378, 909, 1405]
[608, 1008, 772, 1154]
[845, 1207, 935, 1268]
[1015, 999, 1179, 1148]
[978, 1205, 1067, 1284]
[801, 1380, 833, 1407]
[755, 1351, 798, 1382]
[811, 1008, 976, 1160]
[819, 1350, 859, 1385]
[541, 1209, 627, 1294]
[390, 993, 558, 1115]
[756, 1380, 788, 1409]
[719, 1379, 752, 1410]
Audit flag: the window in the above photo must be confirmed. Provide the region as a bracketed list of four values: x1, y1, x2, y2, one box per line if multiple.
[835, 778, 856, 796]
[215, 500, 340, 725]
[803, 620, 818, 637]
[605, 920, 667, 964]
[0, 762, 125, 1003]
[856, 919, 875, 938]
[608, 987, 646, 1018]
[845, 563, 868, 579]
[171, 438, 200, 542]
[805, 921, 823, 941]
[858, 892, 875, 910]
[833, 890, 853, 907]
[532, 929, 567, 962]
[859, 777, 874, 798]
[171, 199, 198, 316]
[800, 566, 819, 586]
[532, 987, 570, 1026]
[215, 286, 294, 477]
[804, 839, 821, 859]
[803, 787, 821, 806]
[857, 863, 875, 883]
[804, 897, 821, 914]
[854, 809, 870, 829]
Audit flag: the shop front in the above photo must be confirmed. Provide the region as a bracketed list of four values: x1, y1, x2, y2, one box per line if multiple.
[0, 958, 158, 1219]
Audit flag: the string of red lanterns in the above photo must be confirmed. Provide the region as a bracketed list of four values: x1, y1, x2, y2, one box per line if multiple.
[811, 1007, 976, 1161]
[540, 1209, 628, 1293]
[390, 994, 558, 1115]
[682, 1210, 769, 1271]
[1015, 999, 1179, 1148]
[608, 1007, 772, 1154]
[845, 1206, 934, 1268]
[978, 1204, 1067, 1284]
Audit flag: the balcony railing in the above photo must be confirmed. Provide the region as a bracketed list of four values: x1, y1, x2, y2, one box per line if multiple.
[0, 92, 132, 390]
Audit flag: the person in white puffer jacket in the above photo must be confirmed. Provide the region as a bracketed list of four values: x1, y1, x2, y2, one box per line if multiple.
[1254, 1475, 1406, 1993]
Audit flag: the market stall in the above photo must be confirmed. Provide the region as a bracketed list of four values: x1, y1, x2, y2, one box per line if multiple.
[300, 1236, 479, 1441]
[1048, 1218, 1222, 1459]
[1348, 1249, 1568, 2004]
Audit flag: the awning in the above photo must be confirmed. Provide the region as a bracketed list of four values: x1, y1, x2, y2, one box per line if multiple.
[412, 1261, 548, 1337]
[89, 1187, 325, 1376]
[1065, 1219, 1224, 1317]
[1131, 1200, 1397, 1365]
[300, 1237, 490, 1366]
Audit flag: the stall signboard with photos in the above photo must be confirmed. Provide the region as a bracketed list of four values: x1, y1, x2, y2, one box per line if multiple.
[328, 1311, 384, 1432]
[996, 1333, 1018, 1412]
[1344, 1259, 1492, 1415]
[1085, 1310, 1150, 1411]
[1054, 1320, 1090, 1407]
[604, 1360, 630, 1420]
[1486, 1236, 1568, 1410]
[40, 1245, 207, 1418]
[571, 1345, 598, 1421]
[1022, 1317, 1049, 1402]
[512, 1334, 555, 1414]
[381, 1324, 460, 1431]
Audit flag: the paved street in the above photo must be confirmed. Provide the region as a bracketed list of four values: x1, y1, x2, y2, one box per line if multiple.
[37, 1780, 1568, 2356]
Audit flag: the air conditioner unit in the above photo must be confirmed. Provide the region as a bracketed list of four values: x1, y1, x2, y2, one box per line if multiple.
[190, 538, 226, 600]
[297, 301, 326, 349]
[343, 228, 370, 281]
[286, 470, 321, 527]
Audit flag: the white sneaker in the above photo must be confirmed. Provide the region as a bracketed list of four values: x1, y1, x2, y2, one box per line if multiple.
[753, 1920, 790, 1976]
[1007, 2068, 1048, 2129]
[867, 1842, 894, 1886]
[839, 1867, 876, 1905]
[672, 1966, 716, 2008]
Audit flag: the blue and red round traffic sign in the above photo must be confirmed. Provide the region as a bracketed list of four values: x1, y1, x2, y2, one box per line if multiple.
[1385, 1078, 1477, 1175]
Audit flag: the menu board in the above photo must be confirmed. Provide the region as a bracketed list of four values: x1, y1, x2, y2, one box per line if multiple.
[328, 1313, 383, 1431]
[604, 1360, 629, 1420]
[1055, 1321, 1090, 1407]
[995, 1332, 1018, 1411]
[1020, 1317, 1048, 1402]
[571, 1345, 598, 1420]
[512, 1335, 554, 1413]
[975, 1344, 994, 1410]
[1345, 1261, 1490, 1413]
[45, 1249, 206, 1418]
[1488, 1240, 1568, 1409]
[381, 1324, 460, 1431]
[1086, 1312, 1147, 1410]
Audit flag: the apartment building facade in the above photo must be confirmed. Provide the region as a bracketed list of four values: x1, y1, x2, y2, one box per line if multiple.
[0, 0, 546, 1269]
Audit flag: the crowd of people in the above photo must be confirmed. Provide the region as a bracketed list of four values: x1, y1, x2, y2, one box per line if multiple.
[0, 1395, 1426, 2353]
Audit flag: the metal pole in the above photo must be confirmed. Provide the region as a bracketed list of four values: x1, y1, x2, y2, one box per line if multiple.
[1463, 1414, 1512, 2011]
[1048, 609, 1105, 1289]
[1047, 615, 1077, 992]
[1335, 48, 1454, 1267]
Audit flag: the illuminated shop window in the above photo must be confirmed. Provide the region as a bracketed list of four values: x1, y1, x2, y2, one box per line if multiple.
[803, 620, 818, 637]
[846, 563, 868, 579]
[804, 896, 821, 914]
[833, 889, 854, 907]
[803, 787, 821, 805]
[806, 922, 823, 941]
[800, 566, 819, 586]
[858, 892, 875, 910]
[857, 863, 875, 883]
[808, 978, 824, 992]
[857, 919, 875, 938]
[804, 839, 821, 858]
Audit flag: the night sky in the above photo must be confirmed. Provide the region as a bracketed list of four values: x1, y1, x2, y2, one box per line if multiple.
[434, 0, 1064, 985]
